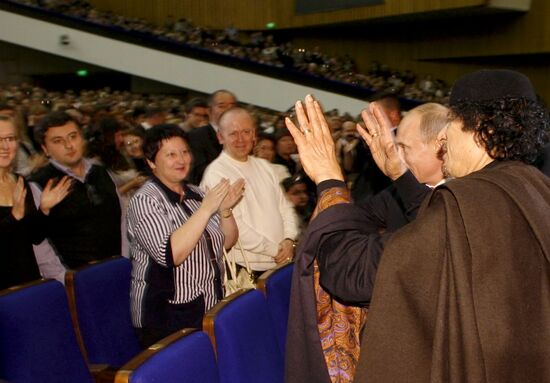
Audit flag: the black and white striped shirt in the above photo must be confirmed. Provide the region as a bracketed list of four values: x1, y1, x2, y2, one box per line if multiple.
[127, 177, 224, 328]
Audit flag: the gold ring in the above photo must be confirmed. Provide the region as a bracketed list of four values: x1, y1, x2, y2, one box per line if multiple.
[304, 129, 312, 134]
[372, 132, 379, 138]
[286, 257, 291, 261]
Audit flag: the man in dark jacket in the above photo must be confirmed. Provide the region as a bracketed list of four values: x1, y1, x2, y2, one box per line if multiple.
[186, 90, 237, 184]
[29, 111, 122, 281]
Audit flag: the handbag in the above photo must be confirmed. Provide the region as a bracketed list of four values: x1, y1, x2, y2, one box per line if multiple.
[223, 238, 255, 296]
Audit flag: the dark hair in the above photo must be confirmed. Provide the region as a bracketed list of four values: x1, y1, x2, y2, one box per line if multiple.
[184, 97, 208, 114]
[88, 117, 131, 172]
[256, 132, 276, 145]
[123, 127, 146, 140]
[281, 174, 306, 192]
[450, 97, 550, 164]
[132, 106, 146, 119]
[274, 127, 292, 142]
[143, 124, 188, 163]
[34, 111, 79, 145]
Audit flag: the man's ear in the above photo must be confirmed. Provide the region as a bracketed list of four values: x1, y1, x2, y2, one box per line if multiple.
[41, 144, 49, 157]
[217, 131, 224, 145]
[146, 158, 155, 170]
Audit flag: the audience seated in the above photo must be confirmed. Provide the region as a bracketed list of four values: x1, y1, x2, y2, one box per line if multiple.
[7, 0, 449, 103]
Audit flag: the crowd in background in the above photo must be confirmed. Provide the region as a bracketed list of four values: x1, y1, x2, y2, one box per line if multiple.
[9, 0, 449, 103]
[0, 83, 373, 192]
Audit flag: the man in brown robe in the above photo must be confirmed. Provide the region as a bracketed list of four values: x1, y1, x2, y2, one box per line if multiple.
[286, 69, 550, 382]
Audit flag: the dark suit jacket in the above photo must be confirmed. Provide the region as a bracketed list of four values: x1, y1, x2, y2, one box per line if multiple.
[186, 124, 222, 185]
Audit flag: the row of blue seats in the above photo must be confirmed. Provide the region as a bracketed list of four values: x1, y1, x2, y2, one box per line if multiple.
[0, 257, 294, 383]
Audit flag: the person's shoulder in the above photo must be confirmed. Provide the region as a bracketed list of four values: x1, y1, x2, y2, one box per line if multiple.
[250, 156, 274, 171]
[131, 180, 163, 201]
[28, 163, 57, 184]
[202, 153, 225, 174]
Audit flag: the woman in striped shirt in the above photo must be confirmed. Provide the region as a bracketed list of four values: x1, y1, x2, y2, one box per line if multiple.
[127, 125, 244, 348]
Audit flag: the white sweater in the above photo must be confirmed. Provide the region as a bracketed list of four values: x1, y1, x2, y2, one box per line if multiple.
[201, 151, 299, 271]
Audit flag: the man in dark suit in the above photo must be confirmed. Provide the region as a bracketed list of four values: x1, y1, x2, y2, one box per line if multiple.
[186, 90, 237, 185]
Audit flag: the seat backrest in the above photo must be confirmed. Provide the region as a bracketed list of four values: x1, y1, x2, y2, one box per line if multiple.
[0, 279, 93, 383]
[257, 262, 294, 356]
[66, 257, 141, 366]
[115, 328, 219, 383]
[203, 289, 284, 383]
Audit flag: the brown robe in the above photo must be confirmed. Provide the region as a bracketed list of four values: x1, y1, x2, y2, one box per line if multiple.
[356, 161, 550, 382]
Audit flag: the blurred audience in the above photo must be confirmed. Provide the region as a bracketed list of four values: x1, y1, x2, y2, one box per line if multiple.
[10, 0, 450, 103]
[181, 97, 209, 132]
[253, 132, 290, 182]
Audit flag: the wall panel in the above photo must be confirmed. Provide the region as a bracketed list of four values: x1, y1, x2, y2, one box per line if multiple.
[90, 0, 487, 30]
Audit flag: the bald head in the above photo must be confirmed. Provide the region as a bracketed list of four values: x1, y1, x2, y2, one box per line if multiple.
[217, 107, 256, 162]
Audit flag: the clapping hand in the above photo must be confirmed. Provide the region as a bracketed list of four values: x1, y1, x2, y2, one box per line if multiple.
[201, 178, 231, 215]
[40, 176, 73, 215]
[219, 178, 245, 212]
[357, 102, 407, 180]
[11, 176, 27, 221]
[285, 95, 344, 184]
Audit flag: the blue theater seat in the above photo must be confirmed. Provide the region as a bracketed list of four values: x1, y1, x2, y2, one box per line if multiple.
[115, 328, 219, 383]
[0, 279, 93, 383]
[65, 256, 141, 366]
[257, 262, 294, 356]
[203, 289, 284, 383]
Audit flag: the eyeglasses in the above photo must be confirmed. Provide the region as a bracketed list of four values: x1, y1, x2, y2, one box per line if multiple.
[0, 136, 17, 145]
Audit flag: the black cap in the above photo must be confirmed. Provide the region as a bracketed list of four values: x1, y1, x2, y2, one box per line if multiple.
[449, 69, 536, 106]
